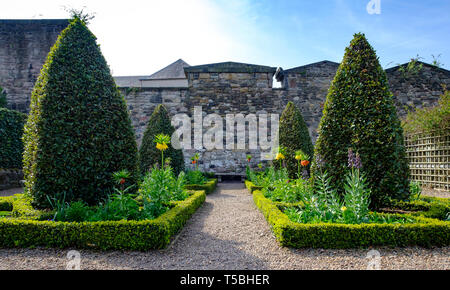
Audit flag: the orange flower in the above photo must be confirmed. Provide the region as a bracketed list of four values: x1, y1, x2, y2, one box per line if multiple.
[192, 160, 197, 164]
[301, 160, 310, 167]
[119, 178, 126, 185]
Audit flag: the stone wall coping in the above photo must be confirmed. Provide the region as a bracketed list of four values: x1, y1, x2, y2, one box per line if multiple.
[385, 61, 450, 75]
[0, 19, 69, 25]
[184, 61, 277, 74]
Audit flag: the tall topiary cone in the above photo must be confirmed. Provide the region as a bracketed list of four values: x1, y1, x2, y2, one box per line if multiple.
[139, 104, 185, 176]
[312, 33, 410, 209]
[278, 101, 314, 178]
[23, 17, 138, 208]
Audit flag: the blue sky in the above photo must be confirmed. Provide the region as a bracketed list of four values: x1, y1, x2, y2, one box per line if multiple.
[1, 0, 449, 75]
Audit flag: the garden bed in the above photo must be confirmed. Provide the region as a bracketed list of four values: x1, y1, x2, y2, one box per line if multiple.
[245, 180, 263, 193]
[0, 190, 206, 251]
[252, 189, 450, 249]
[184, 178, 218, 195]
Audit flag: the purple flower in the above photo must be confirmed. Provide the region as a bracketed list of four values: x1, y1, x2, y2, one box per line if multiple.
[348, 148, 362, 169]
[302, 169, 309, 180]
[315, 154, 325, 169]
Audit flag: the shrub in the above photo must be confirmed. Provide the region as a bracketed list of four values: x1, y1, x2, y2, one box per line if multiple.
[277, 102, 314, 178]
[402, 89, 449, 135]
[139, 104, 185, 176]
[312, 33, 410, 209]
[0, 108, 26, 169]
[184, 179, 218, 195]
[22, 17, 138, 208]
[0, 86, 7, 108]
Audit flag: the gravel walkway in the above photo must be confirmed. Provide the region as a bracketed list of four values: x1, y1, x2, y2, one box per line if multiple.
[0, 182, 448, 270]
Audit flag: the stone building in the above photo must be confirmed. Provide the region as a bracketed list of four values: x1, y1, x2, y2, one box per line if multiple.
[1, 19, 449, 175]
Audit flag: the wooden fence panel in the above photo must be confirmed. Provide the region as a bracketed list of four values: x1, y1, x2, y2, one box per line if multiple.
[404, 130, 450, 190]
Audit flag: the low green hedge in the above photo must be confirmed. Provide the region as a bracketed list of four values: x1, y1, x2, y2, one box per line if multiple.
[245, 180, 263, 193]
[253, 190, 450, 248]
[390, 197, 450, 220]
[184, 179, 217, 195]
[0, 190, 206, 250]
[0, 196, 13, 211]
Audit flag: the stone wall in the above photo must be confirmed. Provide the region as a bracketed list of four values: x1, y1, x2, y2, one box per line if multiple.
[123, 62, 449, 174]
[0, 19, 68, 112]
[0, 169, 23, 190]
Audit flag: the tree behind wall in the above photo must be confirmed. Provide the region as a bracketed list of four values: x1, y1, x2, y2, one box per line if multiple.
[139, 104, 185, 176]
[277, 101, 314, 178]
[23, 17, 138, 208]
[312, 33, 410, 209]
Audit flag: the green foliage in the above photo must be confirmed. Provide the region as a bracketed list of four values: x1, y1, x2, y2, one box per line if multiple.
[252, 189, 450, 248]
[409, 181, 422, 201]
[277, 102, 314, 178]
[0, 190, 206, 250]
[184, 179, 218, 195]
[312, 33, 410, 209]
[390, 196, 450, 220]
[397, 55, 423, 78]
[0, 86, 7, 108]
[402, 89, 449, 135]
[185, 170, 207, 185]
[0, 108, 26, 169]
[139, 105, 184, 176]
[22, 17, 138, 208]
[139, 166, 189, 218]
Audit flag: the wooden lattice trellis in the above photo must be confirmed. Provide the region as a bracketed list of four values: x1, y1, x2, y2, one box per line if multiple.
[404, 130, 450, 190]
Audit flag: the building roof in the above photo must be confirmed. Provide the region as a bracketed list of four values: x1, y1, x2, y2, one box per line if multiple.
[144, 59, 190, 80]
[184, 61, 277, 74]
[113, 76, 147, 87]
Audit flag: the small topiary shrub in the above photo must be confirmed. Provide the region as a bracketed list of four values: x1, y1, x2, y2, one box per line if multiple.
[277, 102, 314, 178]
[0, 108, 26, 169]
[139, 104, 185, 176]
[23, 17, 138, 208]
[312, 33, 410, 209]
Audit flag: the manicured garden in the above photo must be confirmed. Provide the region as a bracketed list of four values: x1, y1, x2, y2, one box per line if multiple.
[245, 33, 450, 248]
[0, 15, 216, 250]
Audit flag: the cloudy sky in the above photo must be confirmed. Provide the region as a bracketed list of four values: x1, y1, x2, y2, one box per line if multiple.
[1, 0, 449, 76]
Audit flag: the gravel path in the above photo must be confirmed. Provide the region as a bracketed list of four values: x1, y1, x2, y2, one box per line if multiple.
[0, 182, 448, 270]
[0, 187, 23, 197]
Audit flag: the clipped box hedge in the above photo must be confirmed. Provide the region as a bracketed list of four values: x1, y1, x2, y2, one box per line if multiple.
[184, 179, 218, 195]
[253, 190, 450, 248]
[0, 190, 206, 251]
[245, 180, 263, 193]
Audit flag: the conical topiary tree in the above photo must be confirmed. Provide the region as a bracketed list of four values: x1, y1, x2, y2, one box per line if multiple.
[312, 33, 410, 209]
[23, 17, 138, 208]
[139, 104, 185, 176]
[277, 101, 314, 178]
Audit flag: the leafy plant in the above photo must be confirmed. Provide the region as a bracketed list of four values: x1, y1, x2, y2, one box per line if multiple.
[185, 170, 206, 185]
[409, 181, 422, 201]
[139, 165, 189, 219]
